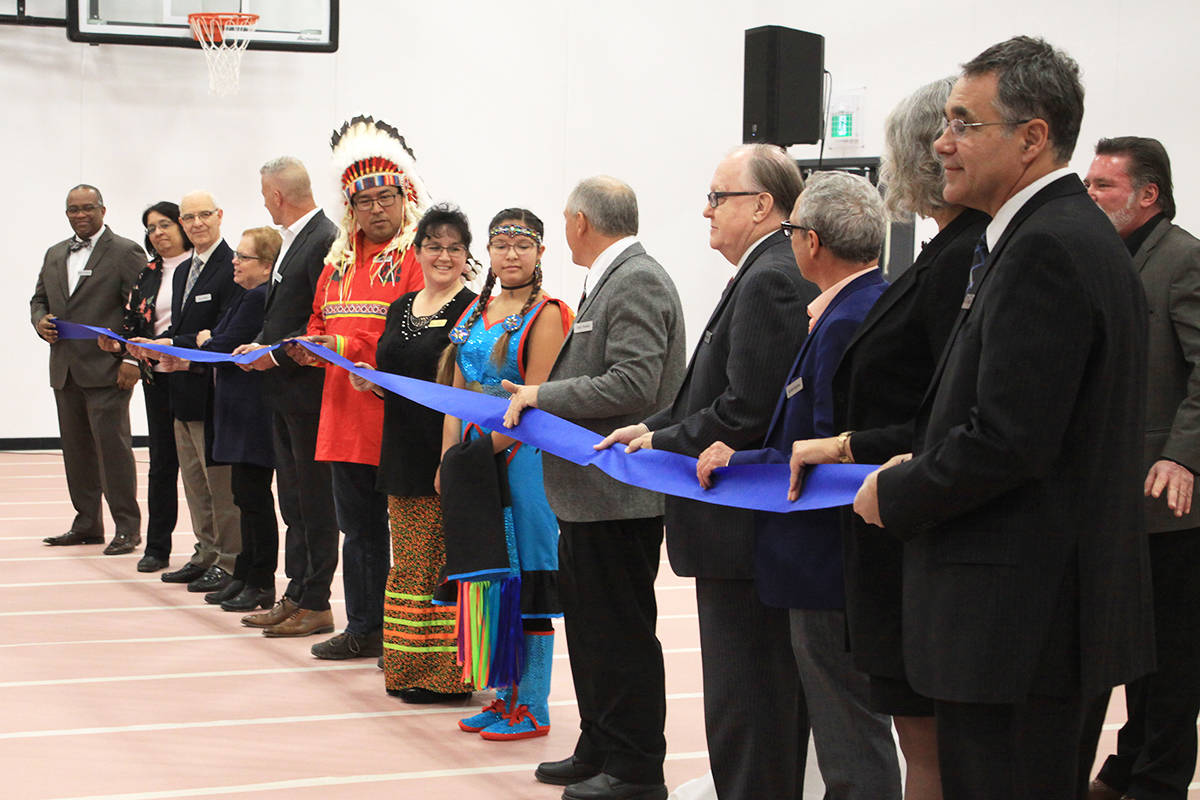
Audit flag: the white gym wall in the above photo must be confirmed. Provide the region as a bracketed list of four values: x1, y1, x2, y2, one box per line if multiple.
[3, 0, 1197, 439]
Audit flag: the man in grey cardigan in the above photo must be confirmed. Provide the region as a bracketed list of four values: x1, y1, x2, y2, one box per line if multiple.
[503, 176, 685, 800]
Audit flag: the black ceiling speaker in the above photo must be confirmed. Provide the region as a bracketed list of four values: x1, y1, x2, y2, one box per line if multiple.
[743, 26, 825, 146]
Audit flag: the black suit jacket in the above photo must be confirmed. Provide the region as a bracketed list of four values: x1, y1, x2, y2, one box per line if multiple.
[830, 208, 988, 678]
[877, 175, 1154, 703]
[257, 210, 340, 416]
[644, 231, 818, 578]
[204, 284, 273, 468]
[167, 240, 242, 422]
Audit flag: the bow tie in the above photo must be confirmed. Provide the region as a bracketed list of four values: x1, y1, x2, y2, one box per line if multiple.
[68, 237, 93, 253]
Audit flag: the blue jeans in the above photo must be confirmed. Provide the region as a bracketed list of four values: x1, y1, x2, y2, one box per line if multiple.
[330, 462, 389, 635]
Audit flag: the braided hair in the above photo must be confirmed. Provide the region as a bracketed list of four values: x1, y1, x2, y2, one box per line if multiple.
[436, 208, 545, 384]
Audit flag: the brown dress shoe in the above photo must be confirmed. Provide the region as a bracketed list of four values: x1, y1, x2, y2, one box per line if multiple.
[241, 597, 298, 629]
[263, 608, 335, 638]
[1087, 780, 1123, 800]
[44, 531, 104, 546]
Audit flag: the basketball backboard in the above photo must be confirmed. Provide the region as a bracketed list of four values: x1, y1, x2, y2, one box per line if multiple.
[65, 0, 338, 52]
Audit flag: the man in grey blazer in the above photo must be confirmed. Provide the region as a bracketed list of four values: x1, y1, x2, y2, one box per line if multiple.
[32, 184, 144, 552]
[1082, 137, 1199, 800]
[599, 146, 818, 800]
[503, 176, 685, 800]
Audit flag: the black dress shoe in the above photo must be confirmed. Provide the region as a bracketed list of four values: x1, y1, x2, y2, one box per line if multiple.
[220, 585, 275, 612]
[204, 579, 244, 605]
[161, 562, 207, 583]
[535, 755, 601, 786]
[188, 565, 232, 593]
[562, 774, 668, 800]
[137, 554, 169, 573]
[44, 531, 104, 546]
[103, 532, 142, 555]
[389, 687, 473, 704]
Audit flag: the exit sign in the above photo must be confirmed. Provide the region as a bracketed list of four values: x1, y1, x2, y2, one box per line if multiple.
[831, 112, 853, 139]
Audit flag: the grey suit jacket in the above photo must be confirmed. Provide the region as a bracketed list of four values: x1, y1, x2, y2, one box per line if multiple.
[538, 242, 686, 522]
[1136, 218, 1199, 533]
[30, 227, 145, 389]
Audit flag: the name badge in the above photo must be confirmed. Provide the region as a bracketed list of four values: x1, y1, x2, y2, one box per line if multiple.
[961, 293, 975, 310]
[785, 377, 804, 397]
[194, 293, 212, 303]
[703, 330, 713, 344]
[79, 269, 93, 277]
[428, 318, 447, 328]
[574, 320, 594, 333]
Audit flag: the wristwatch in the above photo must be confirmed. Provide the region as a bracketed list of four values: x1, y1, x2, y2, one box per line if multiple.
[835, 431, 854, 463]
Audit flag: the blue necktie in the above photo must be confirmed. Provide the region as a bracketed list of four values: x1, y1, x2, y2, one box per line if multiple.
[964, 235, 988, 298]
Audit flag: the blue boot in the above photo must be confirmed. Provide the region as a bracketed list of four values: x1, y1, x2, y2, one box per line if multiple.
[480, 631, 553, 740]
[458, 686, 510, 733]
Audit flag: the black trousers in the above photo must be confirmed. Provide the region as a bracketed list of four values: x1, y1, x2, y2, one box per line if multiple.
[230, 463, 277, 588]
[559, 516, 667, 785]
[936, 692, 1085, 800]
[272, 410, 339, 611]
[1092, 528, 1199, 800]
[695, 576, 809, 800]
[142, 376, 179, 559]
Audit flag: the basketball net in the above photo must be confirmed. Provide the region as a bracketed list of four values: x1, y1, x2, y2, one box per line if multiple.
[188, 13, 259, 96]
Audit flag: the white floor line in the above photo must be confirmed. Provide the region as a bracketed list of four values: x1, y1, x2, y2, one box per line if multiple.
[0, 662, 377, 689]
[0, 632, 264, 648]
[0, 577, 165, 587]
[5, 694, 705, 741]
[0, 598, 345, 617]
[51, 752, 713, 800]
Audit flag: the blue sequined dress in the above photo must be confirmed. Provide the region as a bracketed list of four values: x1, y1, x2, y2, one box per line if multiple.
[456, 297, 562, 618]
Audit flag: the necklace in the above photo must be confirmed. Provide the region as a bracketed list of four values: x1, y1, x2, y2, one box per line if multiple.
[404, 293, 455, 334]
[499, 276, 535, 290]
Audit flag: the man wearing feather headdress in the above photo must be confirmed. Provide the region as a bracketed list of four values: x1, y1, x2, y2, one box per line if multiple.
[286, 115, 428, 660]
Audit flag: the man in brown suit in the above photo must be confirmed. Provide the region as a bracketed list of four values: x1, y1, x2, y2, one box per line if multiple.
[31, 185, 145, 553]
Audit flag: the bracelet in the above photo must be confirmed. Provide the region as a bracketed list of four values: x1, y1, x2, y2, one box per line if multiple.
[835, 431, 854, 463]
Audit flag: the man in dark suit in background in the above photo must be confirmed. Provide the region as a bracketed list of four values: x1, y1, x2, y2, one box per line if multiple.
[233, 157, 341, 634]
[1081, 137, 1199, 800]
[32, 184, 144, 553]
[854, 36, 1155, 800]
[599, 144, 818, 800]
[144, 191, 244, 593]
[503, 176, 686, 800]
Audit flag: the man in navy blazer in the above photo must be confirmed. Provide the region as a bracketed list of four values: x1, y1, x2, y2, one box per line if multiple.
[854, 37, 1153, 799]
[698, 171, 900, 800]
[141, 191, 244, 592]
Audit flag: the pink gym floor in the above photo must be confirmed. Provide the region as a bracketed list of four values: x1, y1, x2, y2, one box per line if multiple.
[0, 450, 1195, 799]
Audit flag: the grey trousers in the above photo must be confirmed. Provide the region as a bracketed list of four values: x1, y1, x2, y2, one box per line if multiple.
[173, 419, 240, 572]
[53, 377, 140, 539]
[789, 608, 901, 800]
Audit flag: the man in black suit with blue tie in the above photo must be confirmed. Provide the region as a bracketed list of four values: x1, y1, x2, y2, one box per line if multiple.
[232, 157, 341, 635]
[854, 36, 1155, 800]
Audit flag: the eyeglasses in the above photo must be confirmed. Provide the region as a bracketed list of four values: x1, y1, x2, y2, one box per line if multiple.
[944, 118, 1032, 139]
[421, 243, 468, 257]
[487, 241, 537, 255]
[180, 209, 218, 223]
[351, 191, 401, 211]
[232, 252, 263, 262]
[707, 191, 761, 208]
[145, 221, 176, 235]
[780, 221, 815, 239]
[66, 204, 101, 214]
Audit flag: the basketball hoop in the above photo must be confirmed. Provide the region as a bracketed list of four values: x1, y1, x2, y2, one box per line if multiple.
[188, 12, 259, 96]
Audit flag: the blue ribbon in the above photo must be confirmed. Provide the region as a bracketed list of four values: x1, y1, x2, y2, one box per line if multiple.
[54, 319, 874, 513]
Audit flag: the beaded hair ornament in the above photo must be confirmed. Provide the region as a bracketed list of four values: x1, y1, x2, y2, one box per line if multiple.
[448, 223, 543, 342]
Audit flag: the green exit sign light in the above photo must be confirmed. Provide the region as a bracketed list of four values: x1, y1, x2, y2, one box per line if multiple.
[831, 112, 853, 139]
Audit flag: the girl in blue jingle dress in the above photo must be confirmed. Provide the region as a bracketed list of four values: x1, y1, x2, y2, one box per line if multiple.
[438, 208, 570, 740]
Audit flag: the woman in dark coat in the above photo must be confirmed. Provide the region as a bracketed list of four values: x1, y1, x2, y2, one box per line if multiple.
[788, 78, 990, 800]
[171, 227, 281, 611]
